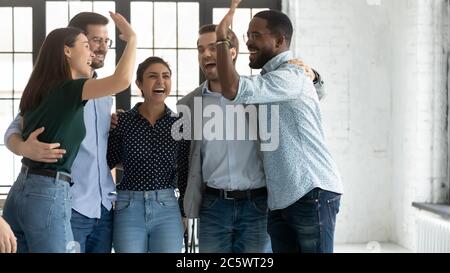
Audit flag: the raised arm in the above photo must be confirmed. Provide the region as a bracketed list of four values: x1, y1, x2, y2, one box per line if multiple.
[216, 0, 242, 100]
[82, 12, 136, 100]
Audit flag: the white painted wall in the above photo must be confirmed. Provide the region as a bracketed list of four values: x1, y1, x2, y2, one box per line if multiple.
[282, 0, 449, 250]
[389, 0, 448, 250]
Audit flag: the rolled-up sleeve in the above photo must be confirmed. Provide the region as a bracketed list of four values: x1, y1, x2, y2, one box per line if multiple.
[4, 114, 22, 145]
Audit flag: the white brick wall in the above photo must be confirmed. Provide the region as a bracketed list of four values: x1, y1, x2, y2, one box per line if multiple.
[283, 0, 449, 249]
[390, 0, 449, 250]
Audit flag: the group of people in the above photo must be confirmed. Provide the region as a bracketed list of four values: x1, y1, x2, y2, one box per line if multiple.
[0, 0, 342, 254]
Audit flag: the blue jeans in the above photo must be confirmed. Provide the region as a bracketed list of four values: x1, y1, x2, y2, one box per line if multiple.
[71, 205, 113, 253]
[198, 192, 271, 253]
[2, 172, 73, 253]
[267, 188, 341, 253]
[113, 189, 183, 253]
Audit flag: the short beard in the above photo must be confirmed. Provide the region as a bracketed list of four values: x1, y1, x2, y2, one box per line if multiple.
[249, 51, 274, 69]
[91, 60, 104, 70]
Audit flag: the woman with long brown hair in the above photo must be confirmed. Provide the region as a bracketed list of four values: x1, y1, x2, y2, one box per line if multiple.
[2, 12, 136, 253]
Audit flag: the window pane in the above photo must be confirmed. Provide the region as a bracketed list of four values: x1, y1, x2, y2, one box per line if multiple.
[154, 49, 177, 95]
[236, 53, 251, 76]
[14, 54, 33, 94]
[178, 3, 199, 48]
[131, 2, 153, 48]
[251, 8, 268, 17]
[213, 8, 227, 25]
[13, 99, 19, 119]
[131, 49, 154, 95]
[0, 101, 13, 145]
[0, 54, 13, 97]
[131, 96, 144, 108]
[0, 8, 13, 52]
[0, 186, 11, 197]
[178, 49, 198, 95]
[0, 146, 14, 192]
[13, 154, 22, 181]
[14, 8, 32, 52]
[93, 1, 116, 45]
[69, 1, 93, 19]
[96, 50, 116, 79]
[166, 96, 178, 113]
[154, 2, 176, 48]
[233, 9, 251, 54]
[46, 2, 69, 34]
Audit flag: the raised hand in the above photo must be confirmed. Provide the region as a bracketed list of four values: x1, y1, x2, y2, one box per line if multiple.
[109, 11, 136, 42]
[216, 0, 242, 40]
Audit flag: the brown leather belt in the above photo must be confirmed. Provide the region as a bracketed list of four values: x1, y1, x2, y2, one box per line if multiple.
[205, 186, 267, 200]
[21, 165, 73, 186]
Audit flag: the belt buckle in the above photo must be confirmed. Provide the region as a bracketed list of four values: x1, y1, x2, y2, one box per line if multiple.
[223, 191, 235, 200]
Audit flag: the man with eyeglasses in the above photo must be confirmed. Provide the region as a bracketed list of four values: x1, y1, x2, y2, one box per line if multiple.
[4, 12, 116, 253]
[215, 0, 343, 253]
[178, 22, 325, 253]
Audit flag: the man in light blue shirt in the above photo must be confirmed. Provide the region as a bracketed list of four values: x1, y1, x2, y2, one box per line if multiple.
[4, 12, 116, 253]
[215, 1, 343, 253]
[179, 24, 325, 253]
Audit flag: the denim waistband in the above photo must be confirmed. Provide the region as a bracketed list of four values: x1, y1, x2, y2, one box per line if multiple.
[117, 188, 178, 200]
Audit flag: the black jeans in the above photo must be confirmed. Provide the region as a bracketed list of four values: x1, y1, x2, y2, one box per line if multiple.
[267, 188, 341, 253]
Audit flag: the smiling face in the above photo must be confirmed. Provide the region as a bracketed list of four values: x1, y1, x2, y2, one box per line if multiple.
[136, 63, 172, 104]
[197, 31, 219, 81]
[197, 31, 237, 82]
[246, 17, 279, 69]
[65, 33, 95, 78]
[85, 24, 109, 69]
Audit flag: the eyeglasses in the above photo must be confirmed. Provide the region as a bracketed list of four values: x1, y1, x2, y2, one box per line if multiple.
[243, 32, 272, 43]
[89, 37, 113, 48]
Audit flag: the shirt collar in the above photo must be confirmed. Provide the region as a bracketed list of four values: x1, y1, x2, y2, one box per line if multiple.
[130, 102, 174, 119]
[261, 51, 293, 75]
[201, 81, 222, 97]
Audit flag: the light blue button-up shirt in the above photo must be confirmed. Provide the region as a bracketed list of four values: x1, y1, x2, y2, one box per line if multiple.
[4, 97, 116, 219]
[233, 51, 343, 210]
[201, 82, 266, 191]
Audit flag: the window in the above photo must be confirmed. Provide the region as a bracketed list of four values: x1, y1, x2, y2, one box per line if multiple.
[0, 4, 33, 198]
[0, 0, 281, 198]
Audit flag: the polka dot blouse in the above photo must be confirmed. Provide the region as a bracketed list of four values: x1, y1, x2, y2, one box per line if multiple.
[107, 103, 190, 212]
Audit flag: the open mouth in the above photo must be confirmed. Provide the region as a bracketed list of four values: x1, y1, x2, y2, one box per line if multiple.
[153, 87, 165, 94]
[94, 52, 105, 61]
[204, 62, 217, 70]
[249, 48, 258, 56]
[248, 49, 258, 62]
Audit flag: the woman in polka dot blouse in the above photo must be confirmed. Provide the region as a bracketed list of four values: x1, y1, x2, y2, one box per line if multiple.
[107, 57, 190, 253]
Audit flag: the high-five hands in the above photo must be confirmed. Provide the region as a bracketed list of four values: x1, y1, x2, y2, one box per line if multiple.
[216, 0, 242, 41]
[109, 12, 136, 42]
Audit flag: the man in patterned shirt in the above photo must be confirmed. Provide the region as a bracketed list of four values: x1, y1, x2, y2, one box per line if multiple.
[215, 0, 343, 253]
[178, 22, 325, 253]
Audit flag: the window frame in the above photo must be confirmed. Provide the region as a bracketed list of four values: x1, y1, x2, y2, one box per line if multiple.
[0, 0, 281, 199]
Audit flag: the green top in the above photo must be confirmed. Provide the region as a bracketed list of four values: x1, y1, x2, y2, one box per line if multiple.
[22, 79, 88, 173]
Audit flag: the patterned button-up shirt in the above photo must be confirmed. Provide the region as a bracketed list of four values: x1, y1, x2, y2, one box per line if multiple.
[233, 51, 343, 210]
